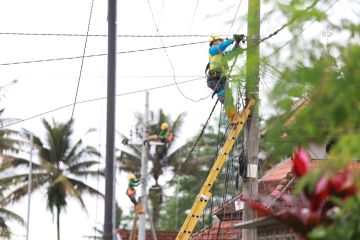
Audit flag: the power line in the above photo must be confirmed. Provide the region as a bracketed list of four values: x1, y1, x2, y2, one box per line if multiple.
[1, 77, 206, 129]
[0, 41, 207, 66]
[0, 32, 218, 38]
[68, 0, 95, 128]
[146, 0, 208, 103]
[0, 1, 334, 68]
[259, 0, 321, 44]
[264, 0, 339, 58]
[227, 0, 244, 37]
[188, 0, 201, 33]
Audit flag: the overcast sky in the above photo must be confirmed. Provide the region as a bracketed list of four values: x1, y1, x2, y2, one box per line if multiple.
[0, 0, 357, 239]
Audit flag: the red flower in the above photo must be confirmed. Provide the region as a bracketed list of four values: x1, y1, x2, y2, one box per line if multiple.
[293, 148, 310, 177]
[310, 176, 330, 210]
[329, 167, 356, 199]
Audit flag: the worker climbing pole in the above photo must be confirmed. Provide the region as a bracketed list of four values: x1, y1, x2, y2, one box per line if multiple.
[176, 99, 255, 240]
[205, 33, 246, 124]
[126, 173, 144, 214]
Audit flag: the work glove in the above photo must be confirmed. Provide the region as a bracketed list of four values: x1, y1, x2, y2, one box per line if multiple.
[149, 135, 158, 141]
[233, 34, 245, 44]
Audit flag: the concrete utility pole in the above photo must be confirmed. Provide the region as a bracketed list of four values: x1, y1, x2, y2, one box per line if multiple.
[139, 92, 149, 240]
[103, 0, 117, 239]
[243, 0, 260, 239]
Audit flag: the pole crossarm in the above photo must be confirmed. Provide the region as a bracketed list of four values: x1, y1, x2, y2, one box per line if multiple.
[176, 99, 256, 240]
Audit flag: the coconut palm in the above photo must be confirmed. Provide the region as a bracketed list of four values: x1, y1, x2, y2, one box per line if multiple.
[0, 205, 25, 239]
[0, 81, 24, 162]
[0, 82, 27, 238]
[0, 178, 25, 239]
[1, 118, 104, 240]
[117, 109, 186, 228]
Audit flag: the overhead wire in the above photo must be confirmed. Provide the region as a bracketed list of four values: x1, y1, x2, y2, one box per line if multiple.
[157, 0, 166, 30]
[188, 0, 201, 33]
[1, 1, 332, 68]
[146, 0, 209, 103]
[206, 106, 223, 238]
[0, 41, 208, 66]
[0, 32, 219, 38]
[165, 99, 219, 184]
[264, 0, 340, 58]
[1, 0, 327, 68]
[226, 0, 244, 37]
[0, 76, 207, 129]
[68, 0, 95, 129]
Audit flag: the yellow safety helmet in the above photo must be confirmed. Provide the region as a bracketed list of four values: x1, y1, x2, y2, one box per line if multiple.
[128, 173, 137, 180]
[209, 36, 224, 46]
[209, 35, 222, 42]
[160, 122, 169, 131]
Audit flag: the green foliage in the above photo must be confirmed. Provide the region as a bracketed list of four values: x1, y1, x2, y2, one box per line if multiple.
[118, 109, 186, 228]
[1, 119, 103, 240]
[308, 194, 360, 240]
[159, 119, 244, 231]
[264, 40, 360, 163]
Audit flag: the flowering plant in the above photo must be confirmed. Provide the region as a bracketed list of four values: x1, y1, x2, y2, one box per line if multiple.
[247, 148, 358, 239]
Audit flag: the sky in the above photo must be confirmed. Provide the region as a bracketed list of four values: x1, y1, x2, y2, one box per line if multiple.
[0, 0, 356, 239]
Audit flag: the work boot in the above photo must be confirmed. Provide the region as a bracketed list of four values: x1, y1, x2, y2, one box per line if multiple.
[228, 113, 242, 125]
[135, 203, 144, 214]
[226, 108, 242, 125]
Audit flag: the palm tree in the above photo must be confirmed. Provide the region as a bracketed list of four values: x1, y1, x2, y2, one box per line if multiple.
[0, 176, 25, 239]
[0, 81, 24, 163]
[0, 206, 25, 239]
[0, 82, 27, 238]
[117, 109, 186, 228]
[2, 118, 104, 240]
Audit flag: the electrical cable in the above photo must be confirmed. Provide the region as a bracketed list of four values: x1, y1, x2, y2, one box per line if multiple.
[67, 0, 95, 130]
[165, 99, 219, 184]
[264, 0, 340, 58]
[0, 76, 207, 129]
[0, 41, 208, 66]
[1, 0, 332, 68]
[0, 32, 220, 38]
[188, 0, 200, 33]
[1, 0, 327, 68]
[157, 0, 166, 30]
[227, 0, 244, 38]
[146, 0, 209, 103]
[206, 106, 223, 239]
[259, 0, 321, 44]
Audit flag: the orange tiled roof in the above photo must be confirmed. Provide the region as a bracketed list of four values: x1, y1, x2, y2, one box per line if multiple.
[190, 220, 242, 240]
[116, 229, 177, 240]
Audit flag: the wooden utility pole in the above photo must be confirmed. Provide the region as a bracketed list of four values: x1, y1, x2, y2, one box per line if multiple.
[103, 0, 117, 239]
[243, 0, 260, 239]
[139, 92, 149, 240]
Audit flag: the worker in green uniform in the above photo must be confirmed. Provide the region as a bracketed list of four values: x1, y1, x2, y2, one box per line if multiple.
[126, 173, 144, 214]
[149, 122, 174, 146]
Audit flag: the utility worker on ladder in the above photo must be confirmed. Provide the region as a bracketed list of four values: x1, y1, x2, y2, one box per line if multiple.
[126, 173, 144, 214]
[206, 34, 245, 123]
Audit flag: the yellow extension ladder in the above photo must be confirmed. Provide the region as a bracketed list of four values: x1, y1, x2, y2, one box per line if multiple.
[176, 99, 255, 240]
